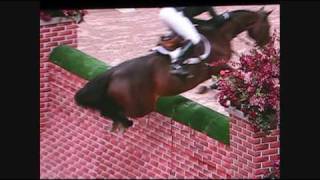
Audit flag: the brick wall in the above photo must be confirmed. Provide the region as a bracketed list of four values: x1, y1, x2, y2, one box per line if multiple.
[40, 20, 78, 133]
[40, 19, 280, 179]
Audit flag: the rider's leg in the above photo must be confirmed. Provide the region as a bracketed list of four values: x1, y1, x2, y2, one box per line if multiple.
[159, 8, 201, 76]
[159, 7, 201, 46]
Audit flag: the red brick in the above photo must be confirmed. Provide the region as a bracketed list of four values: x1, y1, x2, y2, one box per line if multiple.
[45, 32, 58, 38]
[150, 160, 159, 167]
[238, 132, 247, 140]
[229, 152, 238, 160]
[222, 161, 232, 169]
[243, 128, 254, 136]
[248, 162, 261, 169]
[270, 142, 280, 148]
[153, 167, 161, 175]
[253, 132, 266, 138]
[52, 26, 65, 32]
[40, 48, 50, 53]
[262, 136, 278, 143]
[198, 172, 207, 177]
[214, 152, 222, 160]
[262, 149, 278, 156]
[67, 24, 78, 29]
[238, 144, 247, 153]
[230, 129, 237, 136]
[243, 153, 253, 161]
[238, 120, 247, 128]
[271, 129, 280, 136]
[223, 157, 233, 164]
[230, 164, 238, 171]
[193, 163, 203, 171]
[40, 38, 50, 43]
[230, 141, 238, 149]
[200, 140, 208, 147]
[59, 30, 73, 36]
[230, 117, 237, 124]
[270, 155, 280, 161]
[185, 171, 193, 177]
[243, 141, 253, 149]
[262, 161, 274, 168]
[254, 168, 269, 176]
[233, 136, 242, 145]
[40, 28, 50, 33]
[253, 144, 269, 151]
[52, 37, 65, 42]
[207, 163, 216, 171]
[218, 149, 227, 156]
[45, 42, 58, 48]
[253, 156, 269, 163]
[238, 157, 247, 165]
[217, 169, 227, 177]
[40, 108, 49, 113]
[233, 125, 242, 132]
[248, 149, 261, 157]
[67, 34, 77, 40]
[61, 40, 73, 45]
[233, 149, 243, 157]
[247, 137, 261, 144]
[239, 169, 248, 176]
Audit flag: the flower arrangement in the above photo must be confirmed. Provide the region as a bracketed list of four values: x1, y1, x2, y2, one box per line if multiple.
[40, 10, 88, 23]
[217, 31, 280, 134]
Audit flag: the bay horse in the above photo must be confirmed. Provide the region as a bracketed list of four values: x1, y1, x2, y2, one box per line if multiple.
[75, 7, 272, 132]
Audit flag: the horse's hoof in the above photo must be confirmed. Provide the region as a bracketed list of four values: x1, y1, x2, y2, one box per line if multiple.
[210, 83, 219, 89]
[124, 120, 133, 128]
[110, 122, 119, 132]
[119, 126, 126, 134]
[197, 86, 208, 94]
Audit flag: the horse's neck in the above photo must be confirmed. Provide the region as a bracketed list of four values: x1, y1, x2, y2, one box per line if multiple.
[220, 11, 258, 40]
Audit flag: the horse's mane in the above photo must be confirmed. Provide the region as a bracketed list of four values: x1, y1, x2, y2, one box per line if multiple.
[194, 9, 257, 31]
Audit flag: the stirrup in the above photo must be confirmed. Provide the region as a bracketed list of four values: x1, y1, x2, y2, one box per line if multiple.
[170, 64, 191, 77]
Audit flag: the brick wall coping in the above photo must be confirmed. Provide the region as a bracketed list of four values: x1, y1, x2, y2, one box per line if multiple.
[40, 16, 81, 26]
[226, 106, 248, 120]
[49, 45, 230, 144]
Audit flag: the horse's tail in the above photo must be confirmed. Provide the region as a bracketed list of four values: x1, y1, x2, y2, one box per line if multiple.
[74, 70, 113, 109]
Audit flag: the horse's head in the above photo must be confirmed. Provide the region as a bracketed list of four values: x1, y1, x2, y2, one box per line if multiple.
[247, 7, 273, 47]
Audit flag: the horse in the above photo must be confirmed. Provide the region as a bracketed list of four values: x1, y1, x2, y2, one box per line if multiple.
[74, 7, 272, 133]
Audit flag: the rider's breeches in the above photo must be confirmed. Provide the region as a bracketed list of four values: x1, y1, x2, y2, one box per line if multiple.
[159, 7, 201, 45]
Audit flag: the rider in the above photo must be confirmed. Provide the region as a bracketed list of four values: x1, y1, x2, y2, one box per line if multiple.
[159, 6, 218, 76]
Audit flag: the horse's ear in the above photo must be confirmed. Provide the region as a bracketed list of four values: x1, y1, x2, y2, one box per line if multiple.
[258, 6, 265, 12]
[266, 10, 273, 16]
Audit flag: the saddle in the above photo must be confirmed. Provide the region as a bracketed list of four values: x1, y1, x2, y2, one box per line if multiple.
[152, 32, 211, 65]
[151, 12, 232, 65]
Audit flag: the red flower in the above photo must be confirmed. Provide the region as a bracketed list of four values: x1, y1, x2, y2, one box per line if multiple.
[220, 70, 230, 77]
[217, 31, 280, 133]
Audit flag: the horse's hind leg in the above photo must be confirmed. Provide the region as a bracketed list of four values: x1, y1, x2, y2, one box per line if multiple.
[100, 110, 133, 133]
[114, 114, 133, 134]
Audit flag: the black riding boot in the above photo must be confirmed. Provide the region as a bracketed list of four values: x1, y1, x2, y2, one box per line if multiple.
[170, 40, 195, 76]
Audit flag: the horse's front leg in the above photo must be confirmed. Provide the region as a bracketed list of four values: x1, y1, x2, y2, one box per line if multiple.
[197, 63, 234, 94]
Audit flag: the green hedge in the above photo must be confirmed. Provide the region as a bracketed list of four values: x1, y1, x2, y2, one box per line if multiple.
[49, 45, 230, 144]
